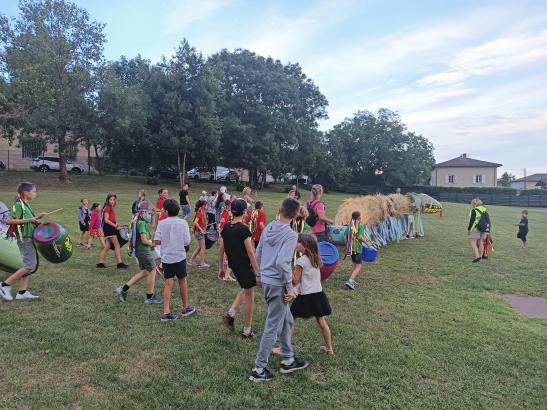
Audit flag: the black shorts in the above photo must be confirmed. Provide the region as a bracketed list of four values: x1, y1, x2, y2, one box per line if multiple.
[351, 252, 363, 264]
[79, 223, 89, 232]
[233, 269, 256, 289]
[163, 260, 187, 279]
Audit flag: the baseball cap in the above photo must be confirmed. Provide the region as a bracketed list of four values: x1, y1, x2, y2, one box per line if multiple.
[231, 199, 247, 216]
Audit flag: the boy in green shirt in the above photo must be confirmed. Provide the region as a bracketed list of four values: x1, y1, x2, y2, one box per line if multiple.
[116, 201, 162, 304]
[345, 211, 366, 290]
[1, 182, 45, 301]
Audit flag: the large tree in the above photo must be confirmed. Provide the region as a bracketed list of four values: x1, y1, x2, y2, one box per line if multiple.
[0, 0, 105, 182]
[210, 49, 328, 187]
[497, 172, 515, 187]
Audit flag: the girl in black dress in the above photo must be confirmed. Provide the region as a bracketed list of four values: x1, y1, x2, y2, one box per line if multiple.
[516, 210, 529, 248]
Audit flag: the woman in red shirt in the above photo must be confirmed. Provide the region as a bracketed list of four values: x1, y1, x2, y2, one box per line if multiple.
[189, 199, 209, 268]
[97, 193, 128, 269]
[155, 188, 169, 226]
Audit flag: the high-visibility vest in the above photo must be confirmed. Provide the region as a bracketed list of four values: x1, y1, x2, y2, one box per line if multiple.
[469, 205, 487, 230]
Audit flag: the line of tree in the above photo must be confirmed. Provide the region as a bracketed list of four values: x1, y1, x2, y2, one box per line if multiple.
[0, 0, 435, 187]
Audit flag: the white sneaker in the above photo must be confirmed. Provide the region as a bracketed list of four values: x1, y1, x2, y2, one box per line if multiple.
[15, 290, 40, 300]
[0, 285, 13, 301]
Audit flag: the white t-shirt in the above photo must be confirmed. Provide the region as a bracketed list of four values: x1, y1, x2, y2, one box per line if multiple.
[296, 255, 323, 295]
[154, 217, 191, 264]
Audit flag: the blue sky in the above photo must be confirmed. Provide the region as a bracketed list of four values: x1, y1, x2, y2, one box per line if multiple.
[3, 0, 547, 176]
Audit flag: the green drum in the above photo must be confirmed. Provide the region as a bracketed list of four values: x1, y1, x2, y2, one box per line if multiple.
[33, 221, 73, 263]
[0, 202, 24, 273]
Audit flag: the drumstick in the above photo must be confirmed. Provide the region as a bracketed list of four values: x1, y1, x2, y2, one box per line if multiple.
[44, 208, 64, 217]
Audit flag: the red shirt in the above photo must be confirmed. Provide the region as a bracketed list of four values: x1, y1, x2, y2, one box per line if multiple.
[194, 210, 207, 233]
[246, 209, 267, 242]
[104, 206, 117, 225]
[156, 197, 167, 221]
[219, 209, 231, 230]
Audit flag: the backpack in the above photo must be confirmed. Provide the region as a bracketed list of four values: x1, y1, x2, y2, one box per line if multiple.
[305, 200, 322, 228]
[475, 208, 491, 233]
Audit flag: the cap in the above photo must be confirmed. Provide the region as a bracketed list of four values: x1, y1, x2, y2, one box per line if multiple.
[231, 199, 247, 216]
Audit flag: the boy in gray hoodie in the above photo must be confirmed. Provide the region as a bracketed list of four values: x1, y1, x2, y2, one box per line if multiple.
[249, 198, 309, 382]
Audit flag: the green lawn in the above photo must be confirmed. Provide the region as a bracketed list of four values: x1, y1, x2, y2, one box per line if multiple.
[0, 172, 546, 409]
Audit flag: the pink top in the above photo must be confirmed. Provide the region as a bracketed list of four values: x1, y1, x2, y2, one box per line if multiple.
[89, 210, 101, 230]
[308, 200, 326, 234]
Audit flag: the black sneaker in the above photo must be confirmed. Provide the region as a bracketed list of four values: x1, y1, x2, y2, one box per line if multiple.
[482, 255, 488, 260]
[472, 258, 481, 263]
[117, 263, 129, 269]
[96, 263, 106, 269]
[280, 357, 309, 374]
[249, 368, 274, 382]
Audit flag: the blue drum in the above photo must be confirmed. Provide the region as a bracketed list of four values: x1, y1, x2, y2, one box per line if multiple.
[319, 241, 339, 281]
[362, 244, 378, 262]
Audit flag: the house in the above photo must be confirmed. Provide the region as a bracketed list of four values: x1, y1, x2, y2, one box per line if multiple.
[511, 174, 547, 190]
[431, 154, 502, 188]
[0, 138, 98, 172]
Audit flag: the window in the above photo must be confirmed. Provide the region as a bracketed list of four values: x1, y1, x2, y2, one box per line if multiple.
[475, 175, 483, 184]
[21, 141, 45, 159]
[448, 175, 455, 183]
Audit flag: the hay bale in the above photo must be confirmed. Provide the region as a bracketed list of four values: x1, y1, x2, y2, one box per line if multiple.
[387, 193, 411, 216]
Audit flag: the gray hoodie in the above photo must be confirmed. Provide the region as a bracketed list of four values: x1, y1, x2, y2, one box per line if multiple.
[256, 220, 297, 289]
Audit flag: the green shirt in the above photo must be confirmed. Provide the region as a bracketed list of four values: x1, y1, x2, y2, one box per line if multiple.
[136, 219, 153, 252]
[9, 200, 35, 239]
[352, 223, 366, 254]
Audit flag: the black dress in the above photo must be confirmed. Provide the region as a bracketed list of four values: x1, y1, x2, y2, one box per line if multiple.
[517, 217, 528, 240]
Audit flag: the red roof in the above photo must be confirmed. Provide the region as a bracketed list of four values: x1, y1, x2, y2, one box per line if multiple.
[435, 154, 502, 168]
[514, 173, 547, 182]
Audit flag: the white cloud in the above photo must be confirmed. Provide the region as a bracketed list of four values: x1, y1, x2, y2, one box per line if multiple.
[164, 0, 232, 34]
[418, 30, 547, 86]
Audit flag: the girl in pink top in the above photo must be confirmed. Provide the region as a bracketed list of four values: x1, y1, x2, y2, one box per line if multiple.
[87, 203, 105, 249]
[306, 184, 334, 243]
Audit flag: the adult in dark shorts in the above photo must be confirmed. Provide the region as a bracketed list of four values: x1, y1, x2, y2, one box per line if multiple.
[218, 199, 261, 338]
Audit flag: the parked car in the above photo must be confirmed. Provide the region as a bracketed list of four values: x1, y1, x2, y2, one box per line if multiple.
[285, 174, 311, 185]
[30, 156, 84, 173]
[146, 166, 179, 179]
[187, 166, 239, 182]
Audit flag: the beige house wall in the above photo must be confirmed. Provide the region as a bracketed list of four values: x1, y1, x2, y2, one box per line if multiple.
[0, 138, 96, 172]
[432, 166, 498, 187]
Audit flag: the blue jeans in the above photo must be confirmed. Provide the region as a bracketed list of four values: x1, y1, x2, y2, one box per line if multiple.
[254, 284, 294, 369]
[181, 204, 191, 218]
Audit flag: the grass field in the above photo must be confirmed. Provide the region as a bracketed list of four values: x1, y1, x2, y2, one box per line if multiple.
[0, 172, 546, 409]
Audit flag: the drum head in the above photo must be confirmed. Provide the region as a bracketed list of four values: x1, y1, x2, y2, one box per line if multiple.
[33, 221, 61, 243]
[319, 241, 339, 266]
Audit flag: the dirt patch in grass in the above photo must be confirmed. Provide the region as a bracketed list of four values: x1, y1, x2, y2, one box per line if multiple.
[504, 294, 547, 319]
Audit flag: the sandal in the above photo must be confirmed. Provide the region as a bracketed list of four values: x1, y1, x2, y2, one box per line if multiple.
[320, 346, 334, 355]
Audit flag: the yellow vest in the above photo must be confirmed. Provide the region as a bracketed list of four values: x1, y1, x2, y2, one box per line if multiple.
[469, 205, 487, 230]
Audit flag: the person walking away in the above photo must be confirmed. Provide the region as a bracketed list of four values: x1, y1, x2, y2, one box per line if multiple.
[305, 184, 334, 243]
[467, 198, 490, 263]
[179, 183, 191, 218]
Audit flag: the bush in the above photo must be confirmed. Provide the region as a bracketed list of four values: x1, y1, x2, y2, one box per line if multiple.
[145, 176, 159, 186]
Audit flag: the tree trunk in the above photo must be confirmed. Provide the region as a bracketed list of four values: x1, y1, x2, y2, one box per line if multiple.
[87, 140, 91, 174]
[93, 144, 101, 175]
[178, 147, 186, 188]
[58, 133, 68, 183]
[250, 168, 258, 188]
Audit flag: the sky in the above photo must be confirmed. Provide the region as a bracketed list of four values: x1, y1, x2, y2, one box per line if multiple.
[2, 0, 547, 177]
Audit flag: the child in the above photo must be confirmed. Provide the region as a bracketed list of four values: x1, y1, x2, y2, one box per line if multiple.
[97, 193, 128, 269]
[250, 198, 308, 382]
[154, 199, 195, 321]
[345, 211, 366, 290]
[218, 199, 261, 338]
[1, 182, 45, 301]
[516, 210, 529, 248]
[178, 183, 191, 218]
[87, 203, 105, 249]
[291, 234, 333, 354]
[189, 200, 209, 268]
[218, 200, 236, 282]
[77, 198, 90, 247]
[116, 201, 162, 304]
[155, 188, 169, 225]
[246, 201, 267, 248]
[207, 191, 217, 229]
[131, 190, 146, 215]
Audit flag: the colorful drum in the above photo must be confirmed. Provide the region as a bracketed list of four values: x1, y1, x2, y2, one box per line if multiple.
[110, 225, 129, 250]
[362, 244, 378, 262]
[319, 241, 339, 281]
[33, 221, 73, 263]
[326, 225, 347, 246]
[205, 229, 219, 250]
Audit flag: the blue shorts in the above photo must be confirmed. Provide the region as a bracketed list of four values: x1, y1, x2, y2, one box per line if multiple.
[181, 204, 192, 218]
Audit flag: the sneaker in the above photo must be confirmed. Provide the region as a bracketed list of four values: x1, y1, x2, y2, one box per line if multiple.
[187, 260, 197, 267]
[117, 263, 129, 269]
[96, 263, 107, 268]
[198, 263, 211, 268]
[345, 279, 356, 290]
[0, 285, 13, 301]
[116, 287, 127, 303]
[15, 290, 39, 300]
[160, 313, 177, 322]
[180, 305, 196, 317]
[144, 295, 163, 305]
[249, 368, 275, 383]
[472, 258, 481, 263]
[482, 255, 488, 260]
[223, 312, 235, 331]
[77, 243, 84, 248]
[280, 357, 309, 374]
[241, 329, 258, 339]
